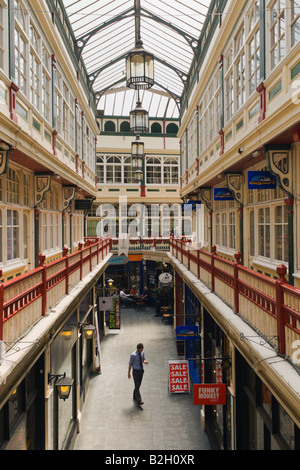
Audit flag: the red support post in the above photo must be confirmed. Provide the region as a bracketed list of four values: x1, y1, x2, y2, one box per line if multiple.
[211, 245, 216, 292]
[234, 252, 242, 313]
[39, 254, 47, 316]
[63, 247, 69, 295]
[276, 264, 287, 356]
[78, 243, 83, 280]
[0, 271, 3, 341]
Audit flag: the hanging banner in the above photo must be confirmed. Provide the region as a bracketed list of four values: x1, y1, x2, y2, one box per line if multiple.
[248, 171, 276, 189]
[108, 297, 120, 330]
[214, 188, 234, 200]
[168, 360, 190, 393]
[193, 383, 227, 405]
[176, 325, 199, 340]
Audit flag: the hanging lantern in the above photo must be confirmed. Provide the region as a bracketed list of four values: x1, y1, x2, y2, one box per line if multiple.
[126, 39, 154, 90]
[130, 100, 149, 133]
[131, 135, 144, 183]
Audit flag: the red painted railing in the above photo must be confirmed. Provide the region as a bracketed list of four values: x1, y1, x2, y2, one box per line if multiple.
[0, 237, 111, 343]
[170, 238, 300, 361]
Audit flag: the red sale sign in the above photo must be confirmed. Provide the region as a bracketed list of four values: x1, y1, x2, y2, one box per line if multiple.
[168, 360, 190, 393]
[193, 384, 227, 405]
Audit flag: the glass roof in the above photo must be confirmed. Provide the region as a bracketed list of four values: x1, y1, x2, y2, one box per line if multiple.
[62, 0, 211, 118]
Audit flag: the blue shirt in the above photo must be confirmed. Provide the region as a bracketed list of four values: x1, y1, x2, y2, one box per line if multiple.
[129, 350, 145, 370]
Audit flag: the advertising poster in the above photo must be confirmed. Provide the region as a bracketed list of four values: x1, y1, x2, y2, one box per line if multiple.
[168, 360, 190, 393]
[108, 297, 120, 330]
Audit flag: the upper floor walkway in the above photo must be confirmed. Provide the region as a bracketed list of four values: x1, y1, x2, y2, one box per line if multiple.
[0, 236, 299, 371]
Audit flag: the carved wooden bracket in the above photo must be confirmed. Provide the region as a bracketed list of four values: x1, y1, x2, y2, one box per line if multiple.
[224, 171, 244, 206]
[34, 173, 53, 207]
[63, 185, 77, 211]
[0, 143, 13, 175]
[266, 146, 293, 198]
[199, 187, 212, 210]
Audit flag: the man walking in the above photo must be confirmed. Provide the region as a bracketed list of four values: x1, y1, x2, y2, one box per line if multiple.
[128, 343, 148, 406]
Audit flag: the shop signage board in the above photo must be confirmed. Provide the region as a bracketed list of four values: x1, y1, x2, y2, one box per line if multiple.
[176, 325, 199, 340]
[108, 297, 120, 330]
[193, 384, 227, 405]
[98, 296, 113, 311]
[248, 171, 277, 189]
[168, 360, 190, 394]
[214, 188, 234, 200]
[108, 254, 129, 265]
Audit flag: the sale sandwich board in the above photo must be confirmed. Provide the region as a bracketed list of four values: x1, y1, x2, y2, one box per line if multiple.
[168, 360, 190, 394]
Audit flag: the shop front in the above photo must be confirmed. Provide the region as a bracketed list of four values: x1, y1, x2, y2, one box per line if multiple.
[202, 308, 232, 450]
[235, 351, 300, 450]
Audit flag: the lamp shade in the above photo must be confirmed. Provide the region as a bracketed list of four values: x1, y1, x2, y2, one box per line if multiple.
[55, 375, 74, 400]
[131, 136, 144, 173]
[126, 40, 154, 90]
[83, 323, 96, 339]
[133, 169, 143, 183]
[130, 101, 149, 133]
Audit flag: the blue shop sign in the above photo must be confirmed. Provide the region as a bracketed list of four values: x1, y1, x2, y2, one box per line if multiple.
[181, 201, 202, 211]
[109, 255, 129, 265]
[176, 325, 199, 340]
[248, 171, 277, 189]
[214, 188, 234, 200]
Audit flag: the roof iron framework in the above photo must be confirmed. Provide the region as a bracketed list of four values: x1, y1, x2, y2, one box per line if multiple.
[62, 0, 212, 118]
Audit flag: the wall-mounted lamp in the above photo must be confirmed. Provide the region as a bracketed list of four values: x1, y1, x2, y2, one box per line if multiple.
[48, 372, 74, 400]
[107, 279, 114, 286]
[252, 150, 262, 158]
[82, 323, 96, 340]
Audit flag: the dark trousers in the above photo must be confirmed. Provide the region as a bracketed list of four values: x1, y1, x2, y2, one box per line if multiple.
[133, 369, 144, 403]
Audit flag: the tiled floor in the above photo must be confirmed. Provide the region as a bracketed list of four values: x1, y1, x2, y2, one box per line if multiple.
[74, 305, 211, 451]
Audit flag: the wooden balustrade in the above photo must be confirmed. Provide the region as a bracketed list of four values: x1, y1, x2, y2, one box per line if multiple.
[169, 237, 300, 362]
[0, 237, 111, 345]
[2, 234, 299, 366]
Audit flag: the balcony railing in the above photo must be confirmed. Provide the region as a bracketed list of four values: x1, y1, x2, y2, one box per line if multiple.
[1, 235, 299, 368]
[169, 237, 300, 364]
[0, 237, 111, 348]
[111, 236, 171, 252]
